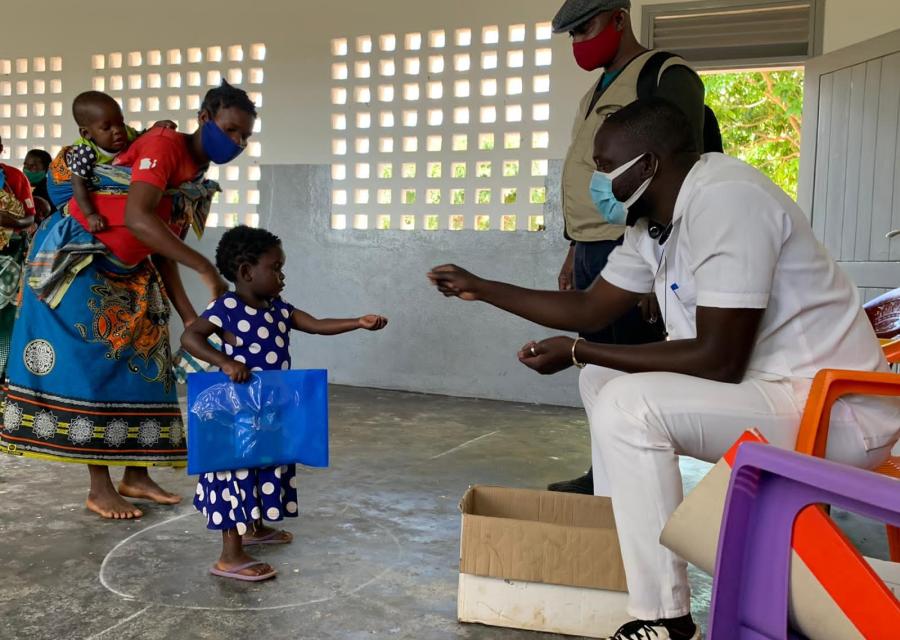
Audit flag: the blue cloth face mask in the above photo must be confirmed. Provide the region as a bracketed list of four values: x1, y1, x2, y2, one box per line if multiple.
[201, 118, 245, 164]
[589, 153, 656, 225]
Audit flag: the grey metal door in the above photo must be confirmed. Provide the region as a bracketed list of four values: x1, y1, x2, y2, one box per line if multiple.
[799, 29, 900, 302]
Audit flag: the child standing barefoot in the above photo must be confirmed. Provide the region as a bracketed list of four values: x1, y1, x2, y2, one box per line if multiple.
[181, 225, 387, 581]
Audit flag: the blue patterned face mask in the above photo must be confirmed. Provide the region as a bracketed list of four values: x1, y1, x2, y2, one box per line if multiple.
[589, 153, 656, 225]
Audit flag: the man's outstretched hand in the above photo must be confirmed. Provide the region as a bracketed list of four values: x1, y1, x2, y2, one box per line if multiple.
[427, 264, 484, 301]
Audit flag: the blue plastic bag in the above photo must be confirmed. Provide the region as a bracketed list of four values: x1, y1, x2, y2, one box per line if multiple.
[186, 369, 329, 475]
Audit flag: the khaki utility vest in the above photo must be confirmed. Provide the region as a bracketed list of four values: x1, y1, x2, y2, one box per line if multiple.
[562, 50, 686, 243]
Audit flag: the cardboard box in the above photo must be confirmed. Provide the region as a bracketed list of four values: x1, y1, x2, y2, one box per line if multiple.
[867, 557, 900, 599]
[457, 485, 631, 638]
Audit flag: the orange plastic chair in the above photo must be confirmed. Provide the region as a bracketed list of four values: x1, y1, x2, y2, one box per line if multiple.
[794, 368, 900, 561]
[881, 338, 900, 369]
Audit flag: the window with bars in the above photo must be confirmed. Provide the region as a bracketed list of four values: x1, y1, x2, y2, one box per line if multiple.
[0, 56, 65, 162]
[329, 22, 552, 232]
[91, 43, 266, 228]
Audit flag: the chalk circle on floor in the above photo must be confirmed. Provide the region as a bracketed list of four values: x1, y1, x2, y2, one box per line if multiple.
[98, 501, 402, 611]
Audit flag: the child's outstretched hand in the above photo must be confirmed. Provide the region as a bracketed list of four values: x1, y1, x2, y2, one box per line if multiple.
[85, 212, 106, 233]
[221, 359, 251, 383]
[358, 314, 388, 331]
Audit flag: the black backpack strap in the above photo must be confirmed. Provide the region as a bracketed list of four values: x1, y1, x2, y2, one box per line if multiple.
[637, 51, 724, 153]
[636, 51, 678, 101]
[703, 105, 724, 153]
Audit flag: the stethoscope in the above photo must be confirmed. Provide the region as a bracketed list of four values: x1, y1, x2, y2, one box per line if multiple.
[650, 220, 675, 339]
[648, 220, 673, 244]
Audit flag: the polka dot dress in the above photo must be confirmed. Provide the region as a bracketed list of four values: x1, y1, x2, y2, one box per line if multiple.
[193, 465, 298, 534]
[66, 144, 100, 180]
[202, 292, 294, 372]
[193, 292, 298, 531]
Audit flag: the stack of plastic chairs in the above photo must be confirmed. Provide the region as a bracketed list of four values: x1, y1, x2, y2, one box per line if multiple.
[708, 442, 900, 638]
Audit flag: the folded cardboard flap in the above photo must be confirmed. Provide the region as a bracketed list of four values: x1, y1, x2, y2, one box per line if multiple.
[867, 557, 900, 599]
[461, 485, 617, 529]
[459, 485, 627, 592]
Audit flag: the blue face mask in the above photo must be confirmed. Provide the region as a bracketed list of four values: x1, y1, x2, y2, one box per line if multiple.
[201, 118, 245, 164]
[589, 153, 656, 225]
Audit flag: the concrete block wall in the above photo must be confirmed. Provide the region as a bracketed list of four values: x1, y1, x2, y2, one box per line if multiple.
[179, 161, 583, 407]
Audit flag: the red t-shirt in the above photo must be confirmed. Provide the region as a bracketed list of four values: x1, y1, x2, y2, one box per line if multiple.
[69, 128, 201, 264]
[1, 163, 37, 217]
[115, 127, 201, 188]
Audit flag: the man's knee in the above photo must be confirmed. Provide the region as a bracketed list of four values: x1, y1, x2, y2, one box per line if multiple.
[587, 373, 653, 442]
[579, 366, 627, 416]
[578, 366, 602, 404]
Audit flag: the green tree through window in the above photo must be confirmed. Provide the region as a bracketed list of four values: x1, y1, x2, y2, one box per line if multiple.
[702, 69, 803, 200]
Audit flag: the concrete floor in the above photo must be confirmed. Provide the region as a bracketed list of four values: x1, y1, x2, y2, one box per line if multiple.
[0, 386, 890, 640]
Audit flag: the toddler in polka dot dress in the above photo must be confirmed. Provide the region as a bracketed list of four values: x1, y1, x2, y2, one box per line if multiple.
[181, 225, 388, 582]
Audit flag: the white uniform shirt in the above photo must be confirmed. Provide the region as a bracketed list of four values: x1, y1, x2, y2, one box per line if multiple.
[602, 153, 897, 449]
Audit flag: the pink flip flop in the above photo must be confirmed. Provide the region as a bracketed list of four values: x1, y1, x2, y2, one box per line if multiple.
[242, 529, 293, 546]
[209, 561, 277, 582]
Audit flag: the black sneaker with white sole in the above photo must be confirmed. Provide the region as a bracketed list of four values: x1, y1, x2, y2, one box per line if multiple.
[606, 617, 701, 640]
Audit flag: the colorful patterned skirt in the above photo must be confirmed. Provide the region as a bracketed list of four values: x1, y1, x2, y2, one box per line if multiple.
[0, 213, 185, 466]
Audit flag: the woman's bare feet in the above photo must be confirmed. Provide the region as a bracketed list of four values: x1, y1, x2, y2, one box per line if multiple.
[86, 492, 144, 519]
[86, 464, 143, 519]
[118, 467, 182, 505]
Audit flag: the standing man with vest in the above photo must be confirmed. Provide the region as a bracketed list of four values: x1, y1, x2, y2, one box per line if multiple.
[549, 0, 707, 495]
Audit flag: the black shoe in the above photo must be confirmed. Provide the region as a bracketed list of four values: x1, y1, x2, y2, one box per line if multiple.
[606, 616, 700, 639]
[547, 468, 593, 494]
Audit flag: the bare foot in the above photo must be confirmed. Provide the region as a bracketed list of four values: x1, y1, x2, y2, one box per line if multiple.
[86, 490, 143, 520]
[244, 523, 293, 544]
[119, 468, 182, 505]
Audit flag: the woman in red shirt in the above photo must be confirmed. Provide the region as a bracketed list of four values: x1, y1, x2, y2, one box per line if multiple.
[0, 82, 255, 520]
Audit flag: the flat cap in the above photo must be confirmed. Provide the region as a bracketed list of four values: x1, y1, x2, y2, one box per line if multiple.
[552, 0, 631, 34]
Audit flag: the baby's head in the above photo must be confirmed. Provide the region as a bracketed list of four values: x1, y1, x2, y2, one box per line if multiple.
[72, 91, 129, 153]
[216, 225, 285, 298]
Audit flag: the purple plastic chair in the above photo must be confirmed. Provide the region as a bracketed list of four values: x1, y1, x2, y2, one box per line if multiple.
[708, 442, 900, 639]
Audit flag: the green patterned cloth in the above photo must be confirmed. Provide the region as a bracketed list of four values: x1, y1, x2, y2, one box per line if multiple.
[71, 126, 139, 165]
[172, 333, 223, 384]
[0, 250, 24, 308]
[0, 302, 15, 383]
[0, 234, 29, 385]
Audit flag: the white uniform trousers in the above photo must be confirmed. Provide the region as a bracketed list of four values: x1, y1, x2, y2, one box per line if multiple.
[579, 365, 896, 620]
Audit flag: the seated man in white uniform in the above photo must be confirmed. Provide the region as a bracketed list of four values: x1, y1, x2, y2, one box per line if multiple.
[428, 98, 900, 640]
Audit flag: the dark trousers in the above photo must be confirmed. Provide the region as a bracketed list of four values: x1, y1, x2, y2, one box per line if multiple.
[574, 239, 665, 345]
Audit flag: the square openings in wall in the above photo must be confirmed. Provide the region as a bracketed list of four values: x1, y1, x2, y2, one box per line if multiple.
[91, 43, 266, 228]
[0, 55, 65, 161]
[330, 21, 551, 232]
